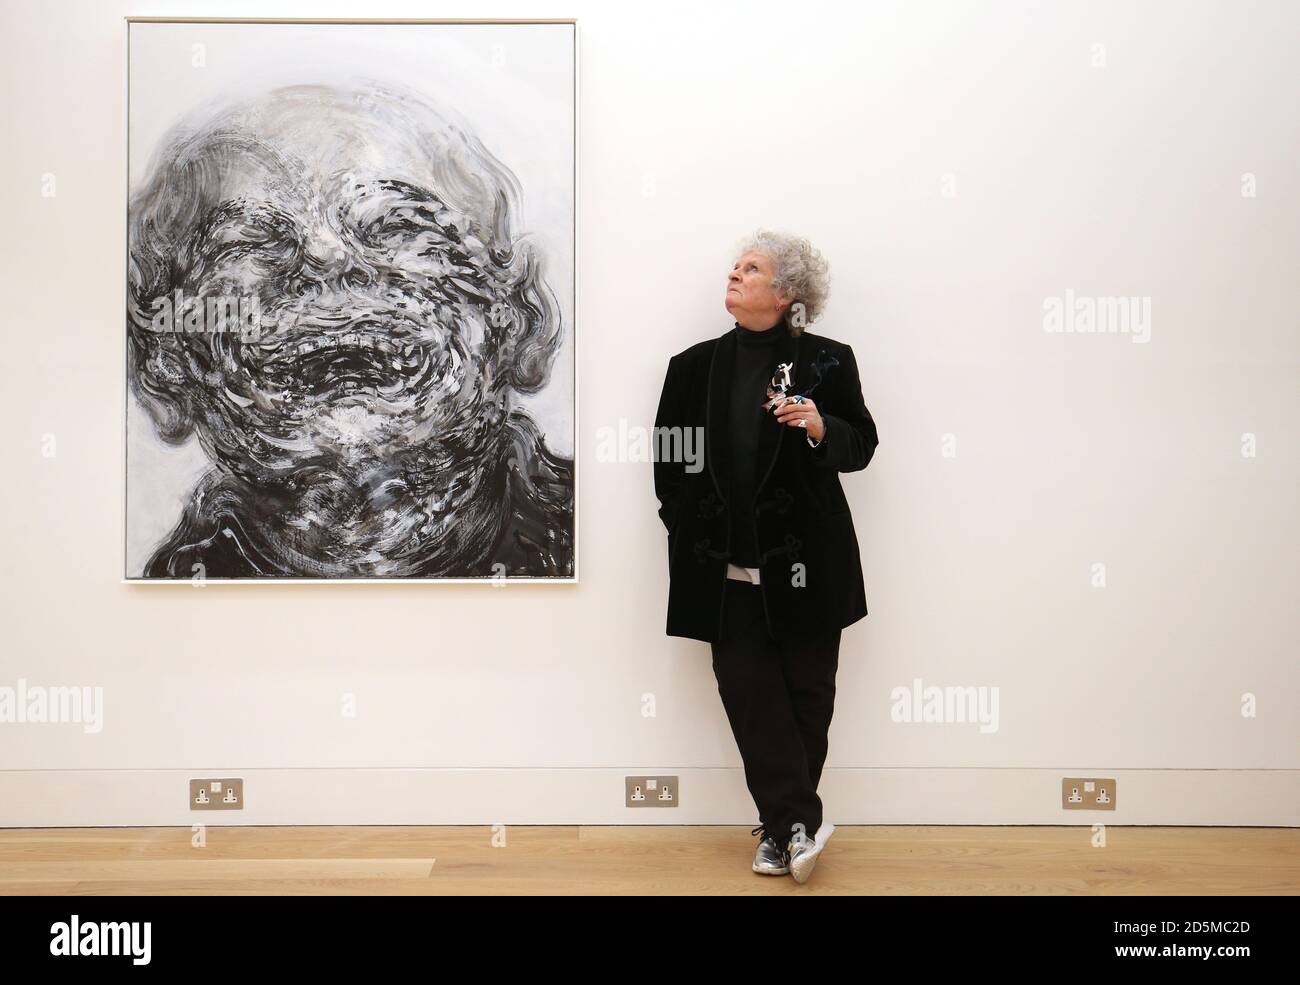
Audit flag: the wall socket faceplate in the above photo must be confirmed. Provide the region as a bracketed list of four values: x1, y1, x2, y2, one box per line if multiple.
[625, 775, 679, 808]
[189, 778, 243, 810]
[1062, 777, 1116, 810]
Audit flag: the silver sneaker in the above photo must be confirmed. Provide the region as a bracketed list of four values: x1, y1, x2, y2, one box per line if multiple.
[751, 825, 790, 875]
[787, 821, 835, 883]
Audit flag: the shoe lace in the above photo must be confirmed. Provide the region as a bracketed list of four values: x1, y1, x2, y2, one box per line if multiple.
[752, 824, 793, 848]
[752, 825, 791, 865]
[753, 824, 785, 843]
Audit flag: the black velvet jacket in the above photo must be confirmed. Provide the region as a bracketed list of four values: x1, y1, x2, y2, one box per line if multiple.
[653, 323, 880, 643]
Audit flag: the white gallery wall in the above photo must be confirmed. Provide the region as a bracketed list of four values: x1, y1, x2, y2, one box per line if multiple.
[0, 0, 1295, 827]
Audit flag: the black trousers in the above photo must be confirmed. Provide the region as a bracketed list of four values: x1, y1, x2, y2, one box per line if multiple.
[710, 578, 842, 847]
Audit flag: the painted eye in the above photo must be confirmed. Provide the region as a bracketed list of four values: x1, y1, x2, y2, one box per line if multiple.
[202, 215, 297, 268]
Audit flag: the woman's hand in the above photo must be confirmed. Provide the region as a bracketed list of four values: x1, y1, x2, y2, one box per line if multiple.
[774, 395, 825, 442]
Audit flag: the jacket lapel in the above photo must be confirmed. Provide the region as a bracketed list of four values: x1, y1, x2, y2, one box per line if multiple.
[754, 326, 802, 497]
[705, 323, 803, 506]
[705, 328, 735, 503]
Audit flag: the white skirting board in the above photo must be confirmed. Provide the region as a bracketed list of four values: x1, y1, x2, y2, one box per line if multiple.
[1, 768, 1296, 827]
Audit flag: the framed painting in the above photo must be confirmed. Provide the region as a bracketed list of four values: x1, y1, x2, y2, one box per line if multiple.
[124, 18, 576, 581]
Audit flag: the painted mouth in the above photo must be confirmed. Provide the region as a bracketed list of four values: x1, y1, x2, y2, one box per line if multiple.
[259, 324, 436, 400]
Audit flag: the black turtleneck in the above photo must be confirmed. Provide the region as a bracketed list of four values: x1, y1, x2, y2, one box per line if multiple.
[727, 319, 783, 566]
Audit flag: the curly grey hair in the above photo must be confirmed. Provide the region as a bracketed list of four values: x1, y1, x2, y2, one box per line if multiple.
[732, 229, 831, 335]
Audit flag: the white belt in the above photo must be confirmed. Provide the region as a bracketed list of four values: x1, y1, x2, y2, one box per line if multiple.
[726, 563, 761, 585]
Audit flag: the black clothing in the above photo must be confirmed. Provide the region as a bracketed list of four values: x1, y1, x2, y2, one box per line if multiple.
[711, 579, 841, 847]
[727, 321, 782, 566]
[653, 325, 879, 643]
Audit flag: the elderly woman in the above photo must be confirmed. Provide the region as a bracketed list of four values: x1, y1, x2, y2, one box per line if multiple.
[653, 230, 879, 883]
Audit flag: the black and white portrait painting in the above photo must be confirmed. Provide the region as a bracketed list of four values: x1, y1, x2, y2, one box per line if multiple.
[125, 21, 575, 580]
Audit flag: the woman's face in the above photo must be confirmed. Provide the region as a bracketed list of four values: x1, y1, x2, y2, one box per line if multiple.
[725, 250, 788, 325]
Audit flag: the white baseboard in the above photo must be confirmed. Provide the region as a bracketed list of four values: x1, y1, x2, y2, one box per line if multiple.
[1, 768, 1296, 827]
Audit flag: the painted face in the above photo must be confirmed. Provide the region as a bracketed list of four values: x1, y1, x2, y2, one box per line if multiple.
[127, 85, 570, 577]
[129, 87, 541, 482]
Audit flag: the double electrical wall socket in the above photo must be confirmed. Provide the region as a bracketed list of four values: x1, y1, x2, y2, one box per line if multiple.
[625, 775, 679, 808]
[190, 778, 243, 811]
[1062, 777, 1116, 810]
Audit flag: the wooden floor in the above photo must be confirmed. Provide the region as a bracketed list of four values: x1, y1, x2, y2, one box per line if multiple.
[0, 826, 1295, 895]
